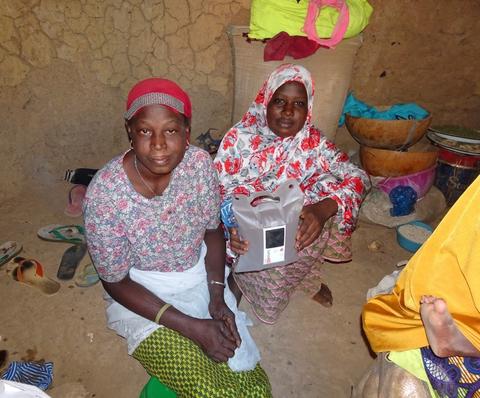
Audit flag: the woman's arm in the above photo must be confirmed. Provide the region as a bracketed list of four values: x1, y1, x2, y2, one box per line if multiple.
[304, 136, 371, 235]
[296, 198, 338, 251]
[102, 276, 238, 362]
[204, 225, 241, 347]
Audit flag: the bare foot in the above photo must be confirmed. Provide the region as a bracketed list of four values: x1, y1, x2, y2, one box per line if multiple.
[420, 295, 480, 357]
[312, 283, 333, 308]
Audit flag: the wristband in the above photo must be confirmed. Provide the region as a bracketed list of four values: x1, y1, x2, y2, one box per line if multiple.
[154, 303, 172, 324]
[209, 280, 226, 287]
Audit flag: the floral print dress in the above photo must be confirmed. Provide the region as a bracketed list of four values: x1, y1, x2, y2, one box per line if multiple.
[84, 146, 220, 282]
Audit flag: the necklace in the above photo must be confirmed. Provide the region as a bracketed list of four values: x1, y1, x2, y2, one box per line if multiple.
[134, 155, 156, 196]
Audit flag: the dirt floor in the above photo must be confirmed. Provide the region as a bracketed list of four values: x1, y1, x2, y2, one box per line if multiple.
[0, 183, 422, 398]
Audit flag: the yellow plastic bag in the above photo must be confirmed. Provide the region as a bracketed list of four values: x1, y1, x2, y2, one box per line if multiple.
[248, 0, 373, 41]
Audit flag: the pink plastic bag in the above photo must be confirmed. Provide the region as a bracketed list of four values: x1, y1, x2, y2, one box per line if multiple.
[303, 0, 350, 48]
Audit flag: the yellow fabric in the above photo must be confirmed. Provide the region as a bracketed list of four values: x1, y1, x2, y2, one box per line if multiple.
[248, 0, 373, 40]
[363, 176, 480, 353]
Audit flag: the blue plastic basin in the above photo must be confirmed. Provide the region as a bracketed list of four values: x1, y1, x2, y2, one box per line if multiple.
[396, 220, 433, 253]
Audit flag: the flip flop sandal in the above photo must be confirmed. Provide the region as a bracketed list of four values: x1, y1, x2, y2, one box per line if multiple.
[74, 263, 100, 287]
[64, 168, 98, 186]
[57, 244, 87, 280]
[37, 224, 85, 244]
[0, 350, 7, 372]
[0, 241, 22, 267]
[64, 185, 87, 218]
[12, 257, 60, 296]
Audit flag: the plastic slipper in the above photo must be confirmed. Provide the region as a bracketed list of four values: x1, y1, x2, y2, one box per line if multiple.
[64, 168, 98, 186]
[64, 185, 87, 218]
[0, 241, 22, 267]
[12, 257, 60, 296]
[0, 350, 7, 372]
[74, 263, 100, 287]
[57, 244, 87, 280]
[37, 224, 85, 244]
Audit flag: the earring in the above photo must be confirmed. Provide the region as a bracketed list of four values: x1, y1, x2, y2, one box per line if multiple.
[185, 138, 190, 150]
[129, 138, 133, 149]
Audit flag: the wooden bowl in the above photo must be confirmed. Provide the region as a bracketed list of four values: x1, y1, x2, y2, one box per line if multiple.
[345, 114, 432, 150]
[360, 140, 439, 177]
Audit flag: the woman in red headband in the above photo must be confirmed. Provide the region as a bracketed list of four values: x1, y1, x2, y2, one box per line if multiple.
[84, 78, 271, 397]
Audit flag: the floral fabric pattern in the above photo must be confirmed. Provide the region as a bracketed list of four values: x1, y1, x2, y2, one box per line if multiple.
[214, 63, 370, 235]
[84, 146, 220, 283]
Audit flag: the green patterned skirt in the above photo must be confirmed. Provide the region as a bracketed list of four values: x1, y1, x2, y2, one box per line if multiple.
[133, 327, 272, 398]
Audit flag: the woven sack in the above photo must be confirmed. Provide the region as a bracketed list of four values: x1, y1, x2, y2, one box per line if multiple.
[228, 25, 362, 141]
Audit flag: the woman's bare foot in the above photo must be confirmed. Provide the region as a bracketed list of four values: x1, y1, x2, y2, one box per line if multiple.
[312, 283, 333, 308]
[420, 295, 480, 358]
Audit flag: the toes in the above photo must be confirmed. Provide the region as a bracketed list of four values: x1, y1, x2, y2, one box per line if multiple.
[420, 295, 436, 304]
[432, 298, 448, 313]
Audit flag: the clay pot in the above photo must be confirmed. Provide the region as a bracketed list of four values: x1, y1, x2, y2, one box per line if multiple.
[360, 140, 439, 177]
[345, 114, 432, 150]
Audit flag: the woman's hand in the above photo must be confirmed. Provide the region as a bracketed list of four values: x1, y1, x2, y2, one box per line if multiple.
[209, 295, 242, 348]
[228, 227, 249, 255]
[188, 318, 239, 363]
[296, 199, 338, 251]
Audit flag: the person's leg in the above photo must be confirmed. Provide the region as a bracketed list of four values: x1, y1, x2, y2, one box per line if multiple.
[420, 295, 480, 358]
[133, 328, 272, 397]
[227, 272, 242, 305]
[233, 259, 313, 324]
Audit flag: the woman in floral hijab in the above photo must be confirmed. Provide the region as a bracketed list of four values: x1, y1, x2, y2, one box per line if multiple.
[214, 64, 370, 324]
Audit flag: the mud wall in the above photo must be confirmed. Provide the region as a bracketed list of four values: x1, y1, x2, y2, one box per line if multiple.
[351, 0, 480, 127]
[1, 0, 479, 202]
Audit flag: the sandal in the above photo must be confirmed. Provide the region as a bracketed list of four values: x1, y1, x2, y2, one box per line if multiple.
[12, 257, 60, 296]
[57, 244, 87, 280]
[64, 185, 87, 218]
[0, 241, 22, 267]
[64, 168, 98, 186]
[74, 263, 100, 287]
[0, 350, 7, 372]
[37, 224, 85, 244]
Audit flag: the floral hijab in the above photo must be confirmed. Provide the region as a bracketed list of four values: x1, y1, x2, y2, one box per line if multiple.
[238, 63, 314, 142]
[215, 64, 318, 196]
[214, 63, 370, 234]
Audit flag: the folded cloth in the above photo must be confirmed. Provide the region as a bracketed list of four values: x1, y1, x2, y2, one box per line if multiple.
[220, 197, 238, 229]
[0, 380, 52, 398]
[338, 92, 430, 126]
[1, 362, 53, 391]
[264, 31, 321, 61]
[366, 270, 401, 300]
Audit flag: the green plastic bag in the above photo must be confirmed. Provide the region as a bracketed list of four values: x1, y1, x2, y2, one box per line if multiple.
[139, 377, 177, 398]
[248, 0, 373, 41]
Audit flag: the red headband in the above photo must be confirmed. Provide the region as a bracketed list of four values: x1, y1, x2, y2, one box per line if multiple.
[125, 78, 192, 120]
